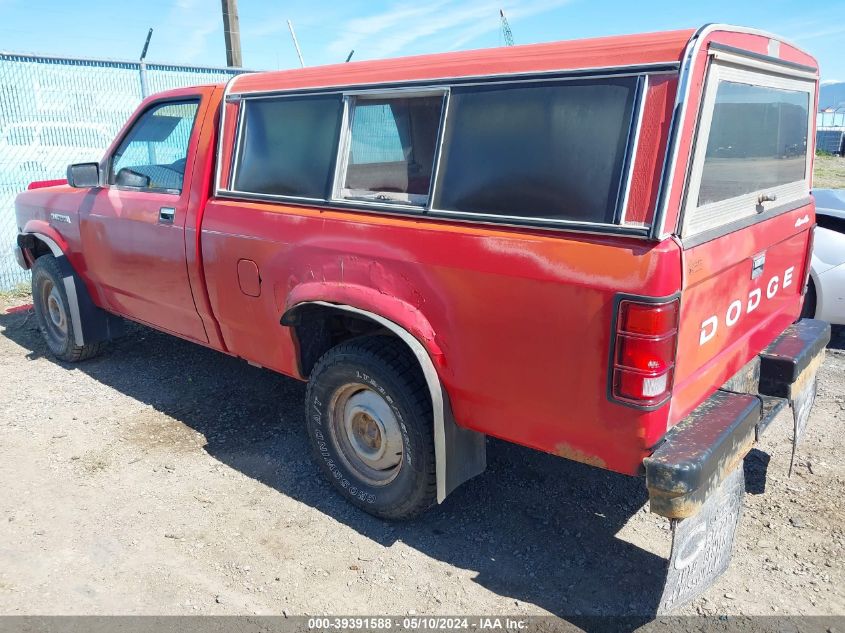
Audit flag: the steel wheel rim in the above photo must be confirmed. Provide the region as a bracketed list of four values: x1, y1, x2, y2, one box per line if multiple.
[39, 278, 68, 342]
[328, 383, 404, 486]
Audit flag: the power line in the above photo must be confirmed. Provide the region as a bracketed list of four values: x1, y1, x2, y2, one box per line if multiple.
[287, 20, 305, 68]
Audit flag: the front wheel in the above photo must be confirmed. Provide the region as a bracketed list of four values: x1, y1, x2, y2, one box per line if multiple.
[305, 336, 436, 520]
[31, 255, 103, 362]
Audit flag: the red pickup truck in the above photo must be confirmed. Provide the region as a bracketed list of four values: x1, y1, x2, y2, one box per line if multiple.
[13, 24, 829, 611]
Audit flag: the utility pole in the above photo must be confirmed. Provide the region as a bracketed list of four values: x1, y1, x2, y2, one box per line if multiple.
[221, 0, 243, 67]
[499, 9, 514, 46]
[287, 20, 305, 68]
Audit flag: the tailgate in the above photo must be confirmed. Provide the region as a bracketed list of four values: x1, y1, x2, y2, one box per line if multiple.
[669, 49, 817, 425]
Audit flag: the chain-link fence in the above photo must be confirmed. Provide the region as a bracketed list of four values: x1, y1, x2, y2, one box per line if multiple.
[0, 53, 247, 290]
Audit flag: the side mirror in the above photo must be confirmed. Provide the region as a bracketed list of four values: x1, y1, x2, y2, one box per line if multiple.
[115, 167, 151, 189]
[67, 163, 101, 188]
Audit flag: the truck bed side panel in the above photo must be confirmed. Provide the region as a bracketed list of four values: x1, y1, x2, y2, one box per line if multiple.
[200, 200, 683, 475]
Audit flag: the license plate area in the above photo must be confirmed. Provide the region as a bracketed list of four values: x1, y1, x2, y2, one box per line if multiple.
[658, 465, 745, 613]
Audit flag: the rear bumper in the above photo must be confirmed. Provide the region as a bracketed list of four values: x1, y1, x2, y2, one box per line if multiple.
[758, 318, 830, 396]
[645, 318, 830, 519]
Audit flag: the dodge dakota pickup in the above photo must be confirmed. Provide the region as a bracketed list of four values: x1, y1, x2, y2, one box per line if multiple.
[13, 24, 830, 612]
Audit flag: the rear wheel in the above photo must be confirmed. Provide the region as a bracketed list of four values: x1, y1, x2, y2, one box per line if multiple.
[31, 255, 103, 362]
[305, 336, 436, 520]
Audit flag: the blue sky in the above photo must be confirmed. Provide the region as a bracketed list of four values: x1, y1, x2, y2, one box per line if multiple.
[1, 0, 843, 81]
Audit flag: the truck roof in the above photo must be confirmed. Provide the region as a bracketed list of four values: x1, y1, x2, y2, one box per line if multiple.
[225, 25, 816, 97]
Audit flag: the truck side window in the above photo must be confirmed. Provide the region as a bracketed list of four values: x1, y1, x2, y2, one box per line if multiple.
[110, 100, 199, 193]
[432, 78, 638, 223]
[232, 95, 343, 199]
[336, 94, 444, 207]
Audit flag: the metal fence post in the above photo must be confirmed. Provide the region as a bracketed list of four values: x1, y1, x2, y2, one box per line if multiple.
[139, 61, 149, 98]
[139, 28, 153, 98]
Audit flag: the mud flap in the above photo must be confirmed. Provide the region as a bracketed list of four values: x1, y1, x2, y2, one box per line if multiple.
[657, 464, 745, 614]
[788, 367, 818, 477]
[53, 253, 125, 345]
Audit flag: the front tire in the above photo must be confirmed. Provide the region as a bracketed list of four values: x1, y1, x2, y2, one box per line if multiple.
[305, 336, 436, 520]
[31, 255, 103, 362]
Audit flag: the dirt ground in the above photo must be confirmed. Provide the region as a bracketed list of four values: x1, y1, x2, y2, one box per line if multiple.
[0, 292, 843, 622]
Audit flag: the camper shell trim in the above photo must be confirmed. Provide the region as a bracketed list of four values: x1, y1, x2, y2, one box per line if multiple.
[650, 23, 820, 240]
[221, 63, 680, 101]
[215, 67, 669, 236]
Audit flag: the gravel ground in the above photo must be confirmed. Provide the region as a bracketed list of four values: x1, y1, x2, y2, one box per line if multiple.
[813, 155, 845, 189]
[0, 293, 843, 622]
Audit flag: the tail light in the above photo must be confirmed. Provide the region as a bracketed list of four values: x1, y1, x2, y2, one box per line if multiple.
[610, 298, 679, 408]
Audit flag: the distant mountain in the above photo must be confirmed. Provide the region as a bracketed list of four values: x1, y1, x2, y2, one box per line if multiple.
[820, 82, 845, 110]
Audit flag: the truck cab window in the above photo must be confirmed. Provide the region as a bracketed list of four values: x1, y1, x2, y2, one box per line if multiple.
[337, 94, 444, 207]
[110, 100, 199, 193]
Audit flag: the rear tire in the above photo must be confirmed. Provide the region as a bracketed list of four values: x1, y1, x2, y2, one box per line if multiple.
[31, 255, 103, 362]
[305, 336, 437, 520]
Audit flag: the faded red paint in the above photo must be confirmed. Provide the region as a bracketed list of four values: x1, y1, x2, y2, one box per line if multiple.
[13, 27, 818, 478]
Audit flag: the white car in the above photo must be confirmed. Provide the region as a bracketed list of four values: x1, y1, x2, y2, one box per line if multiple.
[803, 189, 845, 325]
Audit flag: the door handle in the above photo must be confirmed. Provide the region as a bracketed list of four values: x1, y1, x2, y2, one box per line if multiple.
[159, 207, 175, 224]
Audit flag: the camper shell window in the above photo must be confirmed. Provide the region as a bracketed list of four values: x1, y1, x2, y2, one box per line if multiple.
[223, 72, 655, 233]
[334, 91, 446, 208]
[432, 77, 639, 224]
[681, 58, 815, 237]
[232, 95, 343, 199]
